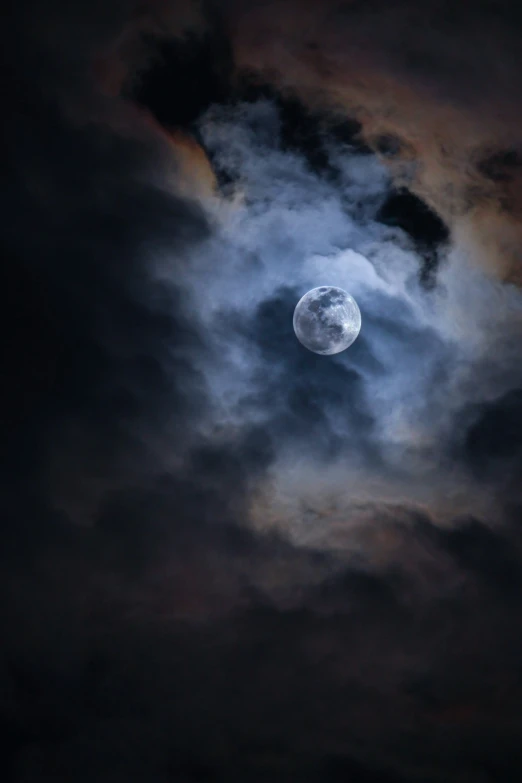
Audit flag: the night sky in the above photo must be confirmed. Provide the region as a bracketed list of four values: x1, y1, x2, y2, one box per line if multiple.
[4, 2, 522, 781]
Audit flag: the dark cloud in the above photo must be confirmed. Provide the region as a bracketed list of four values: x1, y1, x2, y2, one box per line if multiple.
[1, 108, 210, 527]
[2, 1, 522, 782]
[476, 149, 522, 184]
[5, 504, 522, 782]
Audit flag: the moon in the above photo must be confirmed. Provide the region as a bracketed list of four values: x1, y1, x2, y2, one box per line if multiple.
[293, 286, 361, 355]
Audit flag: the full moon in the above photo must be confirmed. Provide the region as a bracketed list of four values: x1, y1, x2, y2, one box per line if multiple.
[293, 286, 361, 355]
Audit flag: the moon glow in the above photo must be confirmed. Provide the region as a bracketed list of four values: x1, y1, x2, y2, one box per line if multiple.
[293, 286, 361, 355]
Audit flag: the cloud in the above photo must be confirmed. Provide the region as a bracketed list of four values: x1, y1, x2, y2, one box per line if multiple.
[165, 100, 522, 545]
[215, 0, 522, 282]
[3, 2, 522, 782]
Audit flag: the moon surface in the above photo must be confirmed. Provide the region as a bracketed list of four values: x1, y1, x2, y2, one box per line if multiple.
[293, 286, 362, 355]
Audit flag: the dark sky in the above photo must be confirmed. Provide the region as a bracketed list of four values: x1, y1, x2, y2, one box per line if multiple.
[4, 1, 522, 781]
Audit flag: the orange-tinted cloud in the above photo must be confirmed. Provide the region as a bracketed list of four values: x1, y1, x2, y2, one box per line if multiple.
[217, 0, 522, 280]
